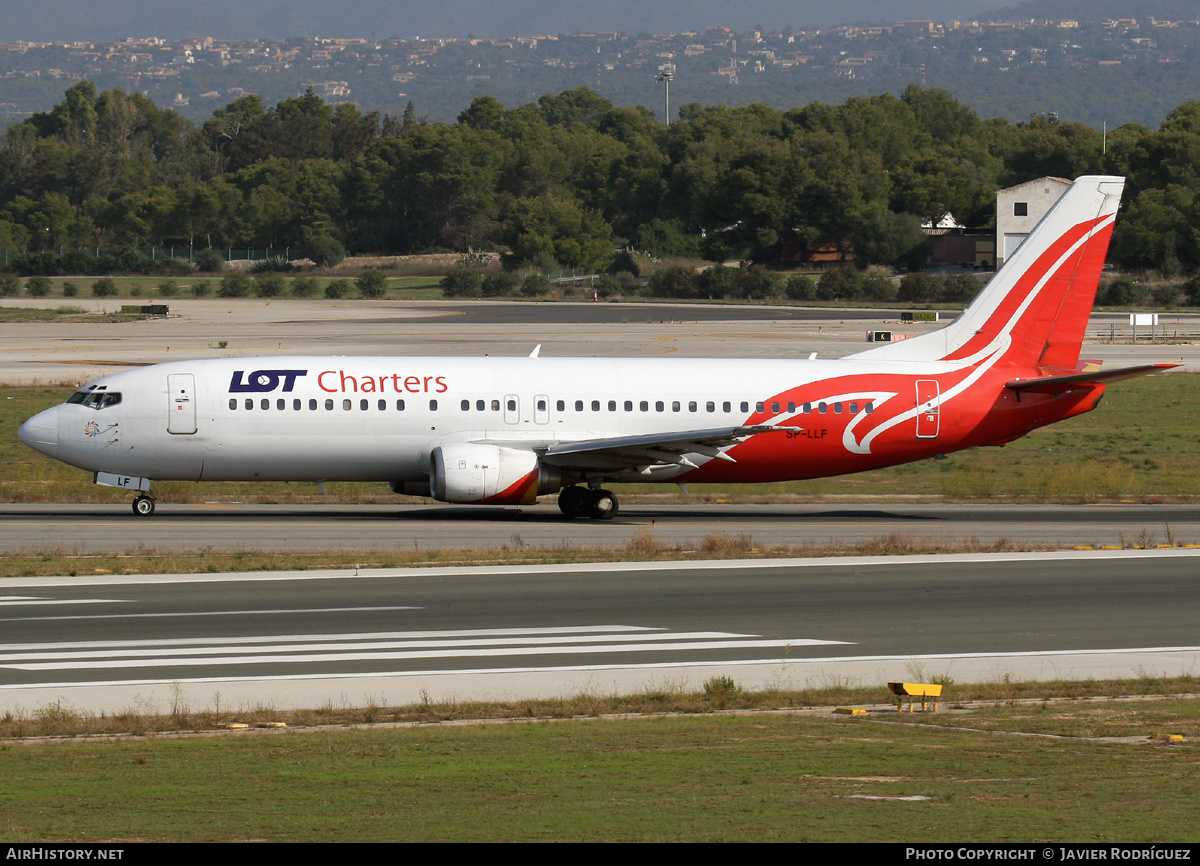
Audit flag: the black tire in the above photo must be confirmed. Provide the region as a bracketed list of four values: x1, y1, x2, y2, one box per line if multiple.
[132, 496, 155, 516]
[557, 486, 588, 518]
[587, 489, 619, 520]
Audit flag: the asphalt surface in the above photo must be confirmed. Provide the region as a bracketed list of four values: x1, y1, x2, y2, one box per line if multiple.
[1, 502, 1196, 553]
[2, 550, 1197, 714]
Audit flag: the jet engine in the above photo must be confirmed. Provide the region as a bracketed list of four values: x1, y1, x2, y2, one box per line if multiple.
[427, 443, 560, 504]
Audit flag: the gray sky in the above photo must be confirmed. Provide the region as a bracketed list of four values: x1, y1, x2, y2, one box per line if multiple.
[7, 1, 1008, 41]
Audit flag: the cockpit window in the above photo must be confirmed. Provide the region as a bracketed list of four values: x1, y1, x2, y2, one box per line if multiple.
[67, 390, 121, 409]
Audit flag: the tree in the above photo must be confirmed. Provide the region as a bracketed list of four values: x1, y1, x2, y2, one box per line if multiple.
[501, 194, 612, 271]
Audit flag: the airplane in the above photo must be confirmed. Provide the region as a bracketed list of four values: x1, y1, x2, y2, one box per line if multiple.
[18, 175, 1177, 519]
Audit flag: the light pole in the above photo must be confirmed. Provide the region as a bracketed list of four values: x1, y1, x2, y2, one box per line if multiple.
[655, 70, 673, 125]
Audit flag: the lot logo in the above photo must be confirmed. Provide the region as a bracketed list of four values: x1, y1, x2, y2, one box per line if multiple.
[229, 369, 308, 393]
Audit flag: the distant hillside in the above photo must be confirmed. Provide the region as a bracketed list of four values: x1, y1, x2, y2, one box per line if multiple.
[985, 0, 1200, 21]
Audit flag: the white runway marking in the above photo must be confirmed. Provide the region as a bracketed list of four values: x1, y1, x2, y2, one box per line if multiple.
[0, 596, 129, 607]
[0, 605, 420, 622]
[0, 625, 848, 672]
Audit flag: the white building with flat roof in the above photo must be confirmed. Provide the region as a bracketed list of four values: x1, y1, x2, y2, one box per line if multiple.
[996, 176, 1070, 268]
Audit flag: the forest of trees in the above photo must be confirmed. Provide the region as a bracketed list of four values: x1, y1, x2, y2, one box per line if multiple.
[2, 80, 1200, 280]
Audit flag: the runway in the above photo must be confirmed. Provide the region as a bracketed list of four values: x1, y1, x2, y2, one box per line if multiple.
[2, 549, 1198, 716]
[0, 502, 1197, 554]
[3, 299, 1198, 385]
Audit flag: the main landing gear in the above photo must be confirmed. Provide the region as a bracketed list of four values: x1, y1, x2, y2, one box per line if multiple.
[132, 494, 156, 516]
[557, 486, 619, 520]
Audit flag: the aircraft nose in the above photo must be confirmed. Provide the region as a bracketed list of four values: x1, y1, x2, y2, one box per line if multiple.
[18, 406, 60, 459]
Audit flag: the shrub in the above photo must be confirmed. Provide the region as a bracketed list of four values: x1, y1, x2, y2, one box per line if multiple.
[218, 273, 252, 298]
[481, 271, 520, 297]
[157, 280, 177, 298]
[250, 256, 293, 273]
[253, 271, 286, 298]
[190, 281, 211, 297]
[440, 268, 483, 297]
[324, 279, 352, 299]
[648, 266, 696, 298]
[897, 272, 940, 303]
[0, 273, 19, 297]
[303, 231, 346, 267]
[356, 270, 388, 299]
[695, 264, 740, 298]
[784, 275, 817, 301]
[521, 273, 552, 297]
[817, 269, 864, 301]
[593, 274, 622, 298]
[91, 278, 118, 297]
[62, 281, 77, 297]
[739, 268, 782, 300]
[25, 276, 52, 297]
[291, 276, 319, 298]
[195, 249, 225, 273]
[1097, 274, 1144, 307]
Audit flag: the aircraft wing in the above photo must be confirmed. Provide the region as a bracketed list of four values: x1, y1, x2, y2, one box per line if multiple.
[1005, 363, 1179, 395]
[539, 425, 797, 474]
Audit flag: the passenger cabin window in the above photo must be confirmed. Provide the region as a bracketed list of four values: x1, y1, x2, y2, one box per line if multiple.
[277, 399, 285, 410]
[608, 400, 617, 412]
[430, 399, 439, 411]
[325, 399, 334, 410]
[396, 399, 406, 411]
[557, 400, 565, 411]
[343, 399, 352, 411]
[229, 398, 236, 410]
[461, 400, 470, 411]
[477, 400, 486, 411]
[245, 398, 253, 410]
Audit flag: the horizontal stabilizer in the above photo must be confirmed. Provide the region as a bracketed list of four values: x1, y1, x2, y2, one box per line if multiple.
[1005, 363, 1180, 395]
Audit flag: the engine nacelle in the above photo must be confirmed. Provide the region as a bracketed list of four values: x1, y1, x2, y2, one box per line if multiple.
[429, 443, 560, 504]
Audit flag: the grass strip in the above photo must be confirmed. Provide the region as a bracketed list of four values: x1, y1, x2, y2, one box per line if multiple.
[3, 680, 1200, 842]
